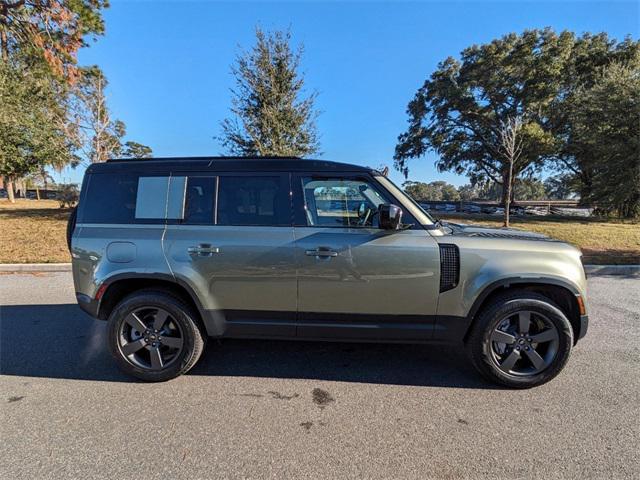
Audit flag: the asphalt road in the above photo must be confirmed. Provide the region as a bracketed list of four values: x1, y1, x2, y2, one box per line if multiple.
[1, 272, 639, 479]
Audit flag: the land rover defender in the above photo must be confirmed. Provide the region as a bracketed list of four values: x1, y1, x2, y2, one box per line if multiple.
[70, 157, 588, 387]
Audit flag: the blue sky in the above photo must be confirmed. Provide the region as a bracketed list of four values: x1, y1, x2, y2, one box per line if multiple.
[54, 0, 639, 186]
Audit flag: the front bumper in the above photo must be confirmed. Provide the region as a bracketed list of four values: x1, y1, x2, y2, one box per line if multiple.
[577, 314, 589, 341]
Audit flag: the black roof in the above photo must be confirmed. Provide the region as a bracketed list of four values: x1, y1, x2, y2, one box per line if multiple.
[87, 156, 375, 174]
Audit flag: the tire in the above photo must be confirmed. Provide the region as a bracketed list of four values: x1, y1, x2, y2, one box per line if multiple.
[107, 290, 206, 382]
[66, 206, 77, 251]
[466, 291, 573, 389]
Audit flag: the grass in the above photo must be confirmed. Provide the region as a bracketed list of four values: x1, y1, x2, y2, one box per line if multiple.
[0, 200, 638, 264]
[0, 200, 72, 263]
[439, 213, 640, 265]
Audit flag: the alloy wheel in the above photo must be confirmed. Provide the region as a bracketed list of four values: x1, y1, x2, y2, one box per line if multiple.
[117, 307, 184, 371]
[489, 310, 560, 376]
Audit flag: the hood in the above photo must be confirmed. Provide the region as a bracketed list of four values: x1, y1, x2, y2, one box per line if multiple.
[441, 221, 557, 242]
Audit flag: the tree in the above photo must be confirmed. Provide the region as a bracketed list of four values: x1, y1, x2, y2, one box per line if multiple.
[497, 117, 524, 226]
[403, 180, 460, 202]
[567, 62, 640, 217]
[514, 178, 547, 201]
[219, 27, 320, 157]
[549, 34, 639, 207]
[121, 141, 152, 159]
[395, 29, 571, 208]
[59, 183, 79, 207]
[25, 169, 55, 199]
[71, 67, 151, 163]
[544, 174, 577, 200]
[403, 181, 440, 202]
[0, 57, 76, 202]
[457, 184, 480, 201]
[458, 178, 547, 203]
[0, 1, 108, 201]
[0, 0, 108, 82]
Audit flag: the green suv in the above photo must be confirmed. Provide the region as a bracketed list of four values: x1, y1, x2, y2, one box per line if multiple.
[70, 157, 588, 388]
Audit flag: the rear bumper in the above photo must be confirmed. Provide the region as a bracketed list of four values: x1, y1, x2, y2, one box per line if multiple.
[76, 293, 100, 318]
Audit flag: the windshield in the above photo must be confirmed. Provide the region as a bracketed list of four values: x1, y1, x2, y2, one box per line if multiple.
[374, 175, 436, 225]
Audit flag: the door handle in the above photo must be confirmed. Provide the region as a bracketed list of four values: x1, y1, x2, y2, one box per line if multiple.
[188, 244, 220, 256]
[305, 248, 338, 258]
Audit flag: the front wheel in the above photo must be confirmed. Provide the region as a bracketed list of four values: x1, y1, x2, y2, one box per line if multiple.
[466, 291, 573, 388]
[107, 291, 206, 382]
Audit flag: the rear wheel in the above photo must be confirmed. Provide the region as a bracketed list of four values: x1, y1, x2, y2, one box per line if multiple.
[107, 291, 206, 382]
[466, 291, 573, 388]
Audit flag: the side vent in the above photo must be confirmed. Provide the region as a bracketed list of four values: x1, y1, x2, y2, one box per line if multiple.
[439, 244, 460, 292]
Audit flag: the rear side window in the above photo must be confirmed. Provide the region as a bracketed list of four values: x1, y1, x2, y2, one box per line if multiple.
[81, 173, 140, 224]
[80, 173, 184, 224]
[217, 176, 289, 226]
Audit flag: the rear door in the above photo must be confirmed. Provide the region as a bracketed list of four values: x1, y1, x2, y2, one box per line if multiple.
[163, 172, 297, 337]
[292, 173, 441, 340]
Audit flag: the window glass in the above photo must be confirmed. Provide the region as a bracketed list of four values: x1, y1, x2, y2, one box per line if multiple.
[136, 177, 169, 219]
[301, 177, 389, 227]
[217, 176, 289, 226]
[82, 173, 140, 223]
[167, 176, 187, 220]
[184, 177, 216, 224]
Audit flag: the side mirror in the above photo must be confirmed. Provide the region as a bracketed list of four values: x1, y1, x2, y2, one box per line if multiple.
[378, 203, 402, 230]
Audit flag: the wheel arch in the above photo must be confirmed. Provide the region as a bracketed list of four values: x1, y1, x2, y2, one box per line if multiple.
[96, 273, 206, 327]
[463, 278, 584, 345]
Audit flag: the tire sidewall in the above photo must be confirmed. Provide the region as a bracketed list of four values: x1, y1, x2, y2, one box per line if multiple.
[107, 292, 200, 382]
[475, 296, 574, 388]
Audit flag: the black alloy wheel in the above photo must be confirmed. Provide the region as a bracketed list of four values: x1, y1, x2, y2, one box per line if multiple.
[108, 291, 206, 382]
[489, 310, 560, 376]
[117, 307, 184, 371]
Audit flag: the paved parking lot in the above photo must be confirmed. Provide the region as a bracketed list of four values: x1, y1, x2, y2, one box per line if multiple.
[1, 272, 639, 479]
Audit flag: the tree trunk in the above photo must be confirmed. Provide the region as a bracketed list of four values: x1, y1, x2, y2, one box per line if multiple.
[503, 162, 514, 228]
[6, 177, 15, 203]
[42, 167, 48, 195]
[1, 30, 8, 62]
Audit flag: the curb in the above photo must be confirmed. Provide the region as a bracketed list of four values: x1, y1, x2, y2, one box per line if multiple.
[0, 263, 72, 272]
[583, 265, 640, 276]
[0, 263, 638, 276]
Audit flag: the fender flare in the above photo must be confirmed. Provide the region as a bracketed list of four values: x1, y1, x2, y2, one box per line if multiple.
[466, 276, 582, 322]
[96, 272, 208, 324]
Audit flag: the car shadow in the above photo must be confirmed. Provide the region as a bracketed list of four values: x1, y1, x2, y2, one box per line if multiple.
[1, 304, 497, 389]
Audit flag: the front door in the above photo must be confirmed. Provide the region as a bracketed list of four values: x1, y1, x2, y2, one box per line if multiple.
[293, 174, 441, 340]
[164, 172, 297, 337]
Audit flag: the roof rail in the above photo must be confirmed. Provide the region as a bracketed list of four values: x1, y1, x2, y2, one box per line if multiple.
[106, 155, 302, 163]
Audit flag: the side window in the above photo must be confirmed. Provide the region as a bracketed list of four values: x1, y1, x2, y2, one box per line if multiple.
[184, 177, 216, 225]
[135, 177, 169, 219]
[217, 176, 289, 226]
[82, 173, 183, 224]
[82, 173, 140, 224]
[136, 176, 186, 221]
[300, 177, 389, 227]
